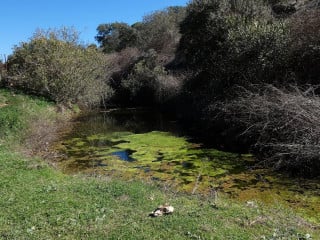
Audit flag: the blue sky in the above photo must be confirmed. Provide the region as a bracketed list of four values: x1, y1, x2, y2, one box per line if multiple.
[1, 0, 188, 60]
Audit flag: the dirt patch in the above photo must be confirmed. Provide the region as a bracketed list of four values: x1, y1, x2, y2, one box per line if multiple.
[22, 107, 76, 162]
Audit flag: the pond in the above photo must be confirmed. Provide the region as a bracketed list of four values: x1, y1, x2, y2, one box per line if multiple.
[52, 108, 320, 223]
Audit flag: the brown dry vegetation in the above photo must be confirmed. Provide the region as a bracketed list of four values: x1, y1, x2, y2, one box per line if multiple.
[212, 85, 320, 176]
[22, 106, 75, 160]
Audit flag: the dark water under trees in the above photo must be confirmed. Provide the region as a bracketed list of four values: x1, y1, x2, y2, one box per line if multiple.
[52, 108, 320, 223]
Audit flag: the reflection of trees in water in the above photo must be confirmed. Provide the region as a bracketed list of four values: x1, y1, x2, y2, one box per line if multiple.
[72, 109, 181, 136]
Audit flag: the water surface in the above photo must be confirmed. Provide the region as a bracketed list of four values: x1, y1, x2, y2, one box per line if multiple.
[53, 109, 320, 223]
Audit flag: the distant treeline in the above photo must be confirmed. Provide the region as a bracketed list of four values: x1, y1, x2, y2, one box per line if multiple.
[2, 0, 320, 176]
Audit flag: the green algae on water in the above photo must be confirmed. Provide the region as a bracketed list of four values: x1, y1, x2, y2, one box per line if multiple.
[52, 110, 320, 224]
[55, 131, 249, 191]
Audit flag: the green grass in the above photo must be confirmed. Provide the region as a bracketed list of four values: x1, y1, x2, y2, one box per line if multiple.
[0, 89, 55, 145]
[0, 88, 319, 239]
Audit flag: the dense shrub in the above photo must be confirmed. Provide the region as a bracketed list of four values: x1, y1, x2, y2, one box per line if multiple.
[120, 50, 181, 105]
[7, 28, 113, 107]
[178, 0, 289, 100]
[101, 48, 140, 106]
[96, 6, 186, 107]
[173, 1, 320, 176]
[0, 61, 5, 87]
[287, 9, 320, 85]
[137, 6, 186, 55]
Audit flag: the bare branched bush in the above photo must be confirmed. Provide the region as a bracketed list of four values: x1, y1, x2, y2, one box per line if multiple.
[105, 47, 141, 74]
[155, 74, 183, 103]
[212, 84, 320, 176]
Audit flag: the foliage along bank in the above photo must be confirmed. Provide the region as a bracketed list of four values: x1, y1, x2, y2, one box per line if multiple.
[93, 0, 320, 176]
[2, 0, 320, 176]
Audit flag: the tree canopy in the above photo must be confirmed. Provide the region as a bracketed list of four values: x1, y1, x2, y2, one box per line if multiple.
[95, 22, 139, 53]
[95, 6, 186, 55]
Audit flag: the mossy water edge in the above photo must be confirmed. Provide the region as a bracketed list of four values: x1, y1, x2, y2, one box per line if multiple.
[1, 90, 319, 239]
[54, 126, 320, 224]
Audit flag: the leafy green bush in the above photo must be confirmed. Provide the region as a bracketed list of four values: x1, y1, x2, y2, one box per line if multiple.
[7, 28, 113, 107]
[121, 50, 168, 105]
[178, 0, 289, 100]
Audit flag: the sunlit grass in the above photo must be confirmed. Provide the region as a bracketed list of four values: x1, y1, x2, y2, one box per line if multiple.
[0, 88, 319, 239]
[1, 147, 318, 239]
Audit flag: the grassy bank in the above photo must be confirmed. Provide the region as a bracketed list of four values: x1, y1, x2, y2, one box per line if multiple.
[0, 89, 319, 239]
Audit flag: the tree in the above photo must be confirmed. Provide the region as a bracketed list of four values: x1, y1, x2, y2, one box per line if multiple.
[96, 6, 186, 56]
[95, 22, 138, 53]
[95, 7, 186, 106]
[7, 28, 113, 106]
[138, 6, 186, 54]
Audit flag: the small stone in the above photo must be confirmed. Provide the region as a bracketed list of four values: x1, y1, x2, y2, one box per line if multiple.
[149, 204, 174, 217]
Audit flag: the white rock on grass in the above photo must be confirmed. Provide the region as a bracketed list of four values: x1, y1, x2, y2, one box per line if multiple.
[149, 204, 174, 217]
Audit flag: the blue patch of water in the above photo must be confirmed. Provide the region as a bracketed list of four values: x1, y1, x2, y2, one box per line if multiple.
[110, 149, 135, 162]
